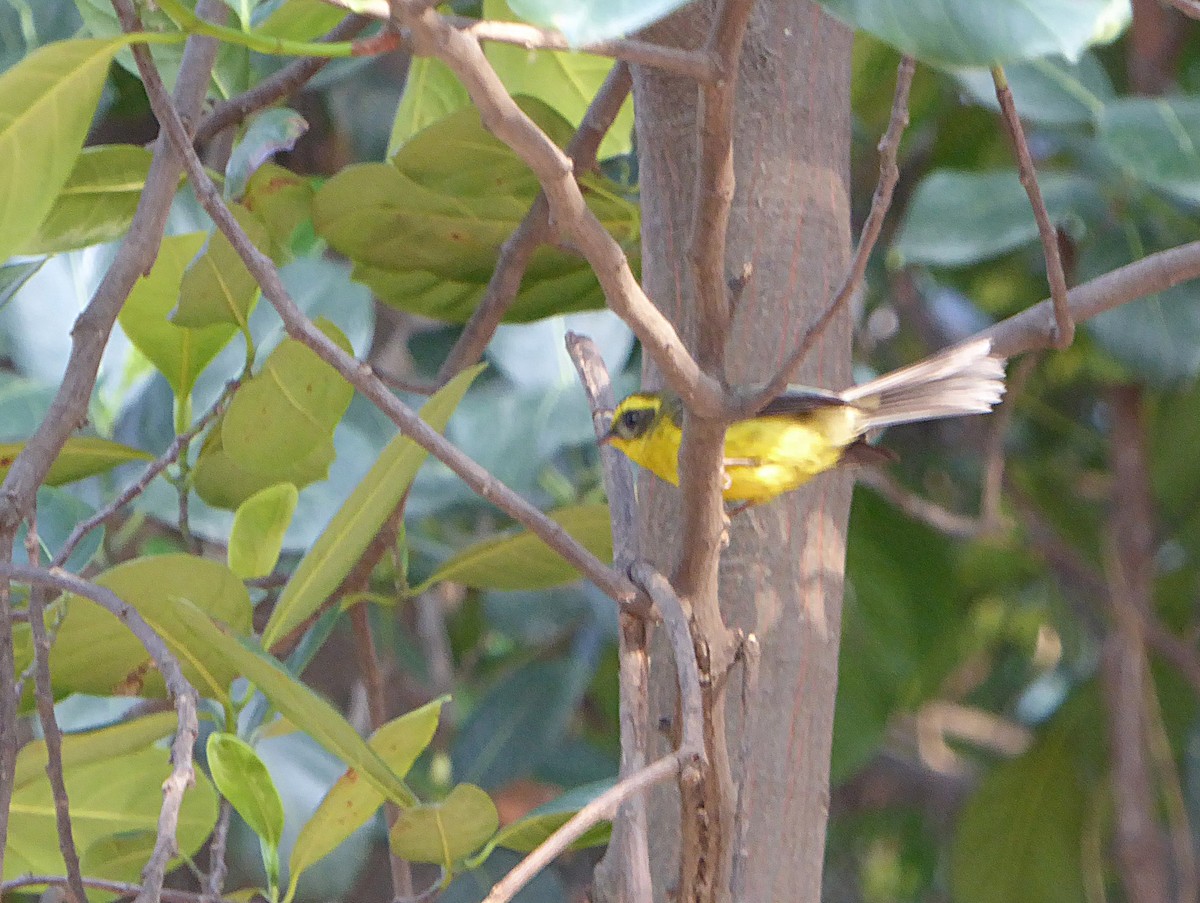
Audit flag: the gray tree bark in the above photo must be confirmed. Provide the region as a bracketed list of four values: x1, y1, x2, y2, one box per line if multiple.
[624, 2, 854, 900]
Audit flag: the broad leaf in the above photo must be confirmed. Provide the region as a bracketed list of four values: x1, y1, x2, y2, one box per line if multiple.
[242, 162, 315, 262]
[0, 37, 121, 263]
[225, 107, 308, 200]
[505, 0, 691, 46]
[119, 232, 239, 397]
[482, 779, 613, 856]
[891, 170, 1105, 268]
[45, 553, 252, 700]
[387, 56, 469, 156]
[414, 502, 613, 594]
[173, 202, 272, 330]
[315, 98, 640, 323]
[817, 0, 1129, 69]
[262, 364, 483, 649]
[0, 437, 152, 487]
[3, 745, 217, 885]
[13, 711, 179, 790]
[954, 53, 1113, 126]
[22, 144, 154, 254]
[389, 783, 498, 867]
[1098, 96, 1200, 205]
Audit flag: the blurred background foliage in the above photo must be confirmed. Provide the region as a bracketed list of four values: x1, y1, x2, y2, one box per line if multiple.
[4, 1, 1200, 901]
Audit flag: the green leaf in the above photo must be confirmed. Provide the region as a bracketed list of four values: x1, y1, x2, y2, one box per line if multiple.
[414, 503, 612, 594]
[15, 486, 103, 573]
[891, 170, 1105, 268]
[207, 732, 286, 890]
[287, 698, 447, 890]
[481, 0, 634, 160]
[261, 364, 484, 649]
[225, 107, 308, 200]
[951, 692, 1099, 903]
[193, 420, 335, 510]
[242, 162, 315, 262]
[484, 779, 613, 856]
[13, 711, 179, 790]
[165, 596, 416, 807]
[0, 437, 153, 487]
[315, 98, 639, 324]
[0, 260, 44, 312]
[389, 783, 498, 867]
[954, 53, 1112, 126]
[1098, 96, 1200, 205]
[0, 37, 122, 263]
[3, 745, 217, 885]
[816, 0, 1129, 69]
[387, 55, 470, 157]
[256, 0, 348, 41]
[229, 482, 298, 579]
[220, 318, 354, 472]
[173, 202, 272, 330]
[46, 553, 252, 700]
[505, 0, 691, 46]
[21, 144, 154, 254]
[119, 232, 240, 397]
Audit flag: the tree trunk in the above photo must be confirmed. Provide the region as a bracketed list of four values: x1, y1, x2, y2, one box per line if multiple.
[623, 2, 854, 900]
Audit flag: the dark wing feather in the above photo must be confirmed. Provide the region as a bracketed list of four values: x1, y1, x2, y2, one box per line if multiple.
[759, 387, 849, 418]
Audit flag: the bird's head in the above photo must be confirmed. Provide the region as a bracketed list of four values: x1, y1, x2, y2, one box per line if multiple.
[604, 394, 666, 451]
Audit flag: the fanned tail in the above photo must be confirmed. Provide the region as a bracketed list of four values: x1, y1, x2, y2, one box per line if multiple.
[839, 338, 1006, 432]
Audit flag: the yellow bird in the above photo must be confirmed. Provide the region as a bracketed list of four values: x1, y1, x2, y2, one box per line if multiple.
[604, 338, 1006, 505]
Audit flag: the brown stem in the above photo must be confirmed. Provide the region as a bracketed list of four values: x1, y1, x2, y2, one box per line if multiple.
[991, 65, 1073, 348]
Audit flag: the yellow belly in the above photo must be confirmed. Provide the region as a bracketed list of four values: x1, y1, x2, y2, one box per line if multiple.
[618, 408, 860, 504]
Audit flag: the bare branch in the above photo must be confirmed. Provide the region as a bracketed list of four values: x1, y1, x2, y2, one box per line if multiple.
[0, 562, 200, 903]
[391, 1, 725, 417]
[482, 755, 682, 903]
[434, 62, 634, 385]
[24, 516, 87, 903]
[1166, 0, 1200, 20]
[3, 875, 242, 903]
[729, 632, 760, 901]
[203, 800, 233, 902]
[52, 378, 239, 569]
[194, 14, 373, 144]
[743, 55, 915, 415]
[991, 65, 1073, 348]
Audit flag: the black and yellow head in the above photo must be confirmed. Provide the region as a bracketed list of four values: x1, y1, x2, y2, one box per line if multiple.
[607, 393, 666, 442]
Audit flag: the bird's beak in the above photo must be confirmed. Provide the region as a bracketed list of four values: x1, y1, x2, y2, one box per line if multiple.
[599, 413, 616, 445]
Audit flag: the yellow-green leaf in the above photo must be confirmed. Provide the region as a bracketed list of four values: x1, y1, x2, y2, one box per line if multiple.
[389, 783, 498, 867]
[262, 364, 484, 649]
[414, 502, 612, 594]
[228, 482, 298, 579]
[0, 37, 123, 263]
[119, 232, 239, 397]
[207, 733, 285, 889]
[0, 437, 152, 487]
[287, 697, 447, 893]
[173, 202, 271, 331]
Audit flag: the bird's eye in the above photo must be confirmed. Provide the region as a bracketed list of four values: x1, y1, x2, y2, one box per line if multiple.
[620, 410, 643, 431]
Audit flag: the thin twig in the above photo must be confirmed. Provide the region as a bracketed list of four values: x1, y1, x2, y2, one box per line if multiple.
[1166, 0, 1200, 20]
[203, 800, 233, 901]
[52, 378, 239, 569]
[742, 55, 916, 416]
[0, 562, 200, 903]
[2, 876, 242, 903]
[24, 515, 87, 903]
[566, 332, 651, 902]
[348, 601, 415, 898]
[481, 755, 683, 903]
[450, 16, 715, 83]
[729, 632, 760, 901]
[434, 62, 634, 386]
[126, 8, 648, 616]
[992, 65, 1074, 348]
[194, 14, 373, 144]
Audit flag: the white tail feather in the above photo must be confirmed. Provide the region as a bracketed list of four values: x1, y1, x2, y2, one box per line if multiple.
[839, 338, 1006, 433]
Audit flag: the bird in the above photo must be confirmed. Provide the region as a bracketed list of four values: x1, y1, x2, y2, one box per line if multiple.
[603, 338, 1006, 505]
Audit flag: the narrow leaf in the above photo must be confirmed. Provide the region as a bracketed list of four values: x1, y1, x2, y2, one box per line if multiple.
[0, 437, 152, 487]
[206, 732, 285, 888]
[262, 364, 484, 649]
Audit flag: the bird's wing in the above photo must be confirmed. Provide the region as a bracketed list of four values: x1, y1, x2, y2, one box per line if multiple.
[758, 386, 849, 418]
